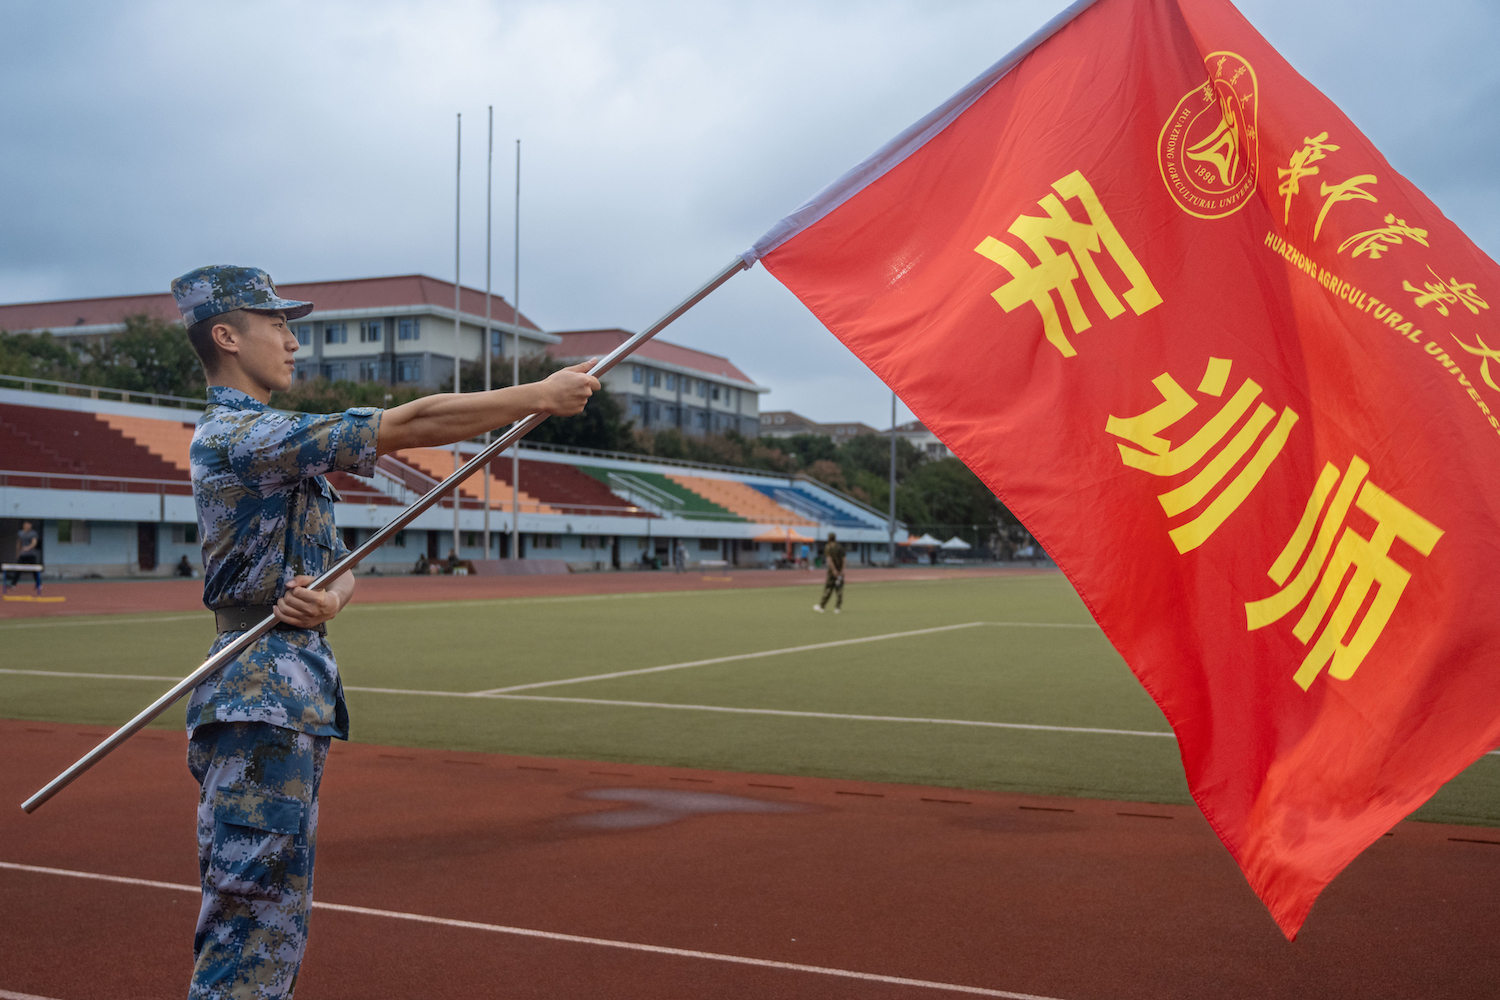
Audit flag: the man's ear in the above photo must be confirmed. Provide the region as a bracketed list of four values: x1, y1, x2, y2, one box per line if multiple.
[210, 321, 241, 358]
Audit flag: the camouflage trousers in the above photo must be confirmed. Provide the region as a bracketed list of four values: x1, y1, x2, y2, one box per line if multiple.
[819, 571, 844, 609]
[188, 721, 329, 999]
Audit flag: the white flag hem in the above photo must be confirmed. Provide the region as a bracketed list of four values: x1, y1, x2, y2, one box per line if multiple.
[740, 0, 1103, 269]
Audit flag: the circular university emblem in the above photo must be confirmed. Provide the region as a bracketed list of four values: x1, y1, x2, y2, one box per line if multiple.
[1158, 51, 1259, 220]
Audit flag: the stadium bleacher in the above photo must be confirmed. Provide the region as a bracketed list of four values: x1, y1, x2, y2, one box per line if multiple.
[745, 482, 883, 530]
[665, 474, 815, 526]
[0, 403, 190, 493]
[579, 466, 742, 521]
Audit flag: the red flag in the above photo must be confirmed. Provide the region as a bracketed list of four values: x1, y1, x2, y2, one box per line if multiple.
[745, 0, 1500, 937]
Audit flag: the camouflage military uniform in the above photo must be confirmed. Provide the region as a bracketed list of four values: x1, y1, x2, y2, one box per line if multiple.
[818, 539, 846, 611]
[187, 384, 379, 997]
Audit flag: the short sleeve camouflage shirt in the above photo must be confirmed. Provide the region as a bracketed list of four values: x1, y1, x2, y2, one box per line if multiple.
[186, 387, 381, 739]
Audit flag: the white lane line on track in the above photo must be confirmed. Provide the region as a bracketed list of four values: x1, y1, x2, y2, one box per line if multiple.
[474, 621, 1096, 695]
[0, 990, 69, 1000]
[0, 861, 1064, 1000]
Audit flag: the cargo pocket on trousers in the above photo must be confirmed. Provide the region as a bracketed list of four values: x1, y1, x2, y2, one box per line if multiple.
[208, 785, 305, 900]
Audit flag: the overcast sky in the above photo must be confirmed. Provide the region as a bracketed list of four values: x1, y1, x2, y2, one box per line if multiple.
[3, 0, 1496, 427]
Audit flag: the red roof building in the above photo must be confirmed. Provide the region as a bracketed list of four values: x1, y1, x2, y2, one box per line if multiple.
[0, 275, 553, 392]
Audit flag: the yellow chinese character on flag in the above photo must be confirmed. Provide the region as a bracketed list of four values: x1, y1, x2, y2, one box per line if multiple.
[1403, 265, 1490, 317]
[1106, 357, 1298, 553]
[1277, 132, 1339, 224]
[974, 170, 1162, 359]
[1245, 457, 1443, 691]
[1337, 213, 1430, 260]
[1315, 175, 1378, 240]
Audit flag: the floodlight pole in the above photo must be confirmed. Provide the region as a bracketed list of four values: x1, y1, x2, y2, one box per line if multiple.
[21, 255, 751, 814]
[511, 139, 521, 561]
[888, 391, 897, 561]
[483, 106, 494, 556]
[453, 112, 463, 562]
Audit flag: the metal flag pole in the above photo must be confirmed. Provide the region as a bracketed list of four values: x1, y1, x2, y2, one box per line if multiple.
[452, 112, 464, 563]
[510, 138, 521, 561]
[483, 105, 493, 557]
[21, 255, 749, 814]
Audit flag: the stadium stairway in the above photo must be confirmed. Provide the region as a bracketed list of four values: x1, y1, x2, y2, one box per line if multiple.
[395, 448, 558, 513]
[665, 473, 816, 526]
[746, 482, 882, 530]
[488, 457, 652, 518]
[579, 466, 743, 521]
[99, 414, 196, 473]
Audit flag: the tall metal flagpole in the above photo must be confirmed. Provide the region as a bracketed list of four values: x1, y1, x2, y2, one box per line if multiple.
[888, 391, 897, 561]
[483, 106, 493, 557]
[21, 256, 750, 813]
[510, 138, 521, 561]
[452, 112, 463, 563]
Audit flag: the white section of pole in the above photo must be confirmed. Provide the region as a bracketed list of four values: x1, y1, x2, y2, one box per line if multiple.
[511, 138, 521, 561]
[21, 256, 750, 814]
[483, 105, 493, 557]
[453, 112, 463, 564]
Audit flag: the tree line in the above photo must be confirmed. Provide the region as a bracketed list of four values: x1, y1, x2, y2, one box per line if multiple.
[2, 317, 1018, 547]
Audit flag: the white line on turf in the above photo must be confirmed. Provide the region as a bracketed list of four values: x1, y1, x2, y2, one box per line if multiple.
[0, 668, 180, 682]
[0, 613, 206, 631]
[485, 695, 1177, 737]
[475, 621, 1051, 694]
[0, 861, 1064, 1000]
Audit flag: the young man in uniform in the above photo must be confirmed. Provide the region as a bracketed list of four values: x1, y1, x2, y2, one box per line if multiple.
[813, 531, 845, 613]
[173, 265, 597, 998]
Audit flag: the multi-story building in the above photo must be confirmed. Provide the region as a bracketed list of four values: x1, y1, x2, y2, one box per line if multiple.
[894, 419, 950, 458]
[0, 274, 555, 392]
[759, 411, 881, 444]
[549, 329, 765, 438]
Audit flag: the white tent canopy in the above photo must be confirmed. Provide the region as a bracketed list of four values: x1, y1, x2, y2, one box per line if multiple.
[907, 533, 943, 546]
[940, 536, 972, 550]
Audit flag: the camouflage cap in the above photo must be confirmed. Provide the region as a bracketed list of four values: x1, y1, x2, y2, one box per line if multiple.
[170, 265, 313, 327]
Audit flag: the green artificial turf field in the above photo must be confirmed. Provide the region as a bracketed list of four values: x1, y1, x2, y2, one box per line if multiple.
[3, 573, 1496, 824]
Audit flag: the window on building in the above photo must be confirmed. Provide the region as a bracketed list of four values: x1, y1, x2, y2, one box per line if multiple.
[360, 320, 383, 343]
[711, 385, 721, 401]
[462, 531, 481, 548]
[699, 538, 718, 551]
[631, 399, 647, 419]
[398, 318, 420, 341]
[324, 323, 348, 344]
[582, 535, 602, 550]
[651, 370, 661, 388]
[490, 329, 506, 355]
[694, 411, 708, 429]
[168, 523, 196, 544]
[397, 358, 422, 382]
[324, 362, 347, 381]
[665, 374, 677, 391]
[357, 360, 380, 382]
[294, 324, 311, 346]
[696, 380, 706, 397]
[632, 365, 643, 384]
[393, 531, 406, 548]
[530, 533, 557, 549]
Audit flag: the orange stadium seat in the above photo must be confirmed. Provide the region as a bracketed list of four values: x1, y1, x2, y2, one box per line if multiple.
[665, 473, 816, 525]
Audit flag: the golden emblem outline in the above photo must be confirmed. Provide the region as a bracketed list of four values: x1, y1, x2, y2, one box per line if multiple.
[1157, 51, 1260, 220]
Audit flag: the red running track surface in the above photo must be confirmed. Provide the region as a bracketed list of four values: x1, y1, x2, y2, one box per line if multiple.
[3, 720, 1499, 999]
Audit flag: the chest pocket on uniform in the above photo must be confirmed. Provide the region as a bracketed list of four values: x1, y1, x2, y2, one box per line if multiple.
[287, 478, 340, 577]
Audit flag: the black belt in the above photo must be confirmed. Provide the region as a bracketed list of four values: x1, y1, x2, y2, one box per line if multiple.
[214, 606, 327, 636]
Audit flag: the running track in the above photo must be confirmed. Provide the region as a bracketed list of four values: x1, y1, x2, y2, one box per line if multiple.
[4, 720, 1499, 999]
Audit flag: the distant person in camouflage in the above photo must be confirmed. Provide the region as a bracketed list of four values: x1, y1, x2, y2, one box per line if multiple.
[813, 531, 845, 614]
[173, 265, 598, 999]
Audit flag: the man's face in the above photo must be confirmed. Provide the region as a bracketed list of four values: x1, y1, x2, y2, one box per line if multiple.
[219, 311, 296, 395]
